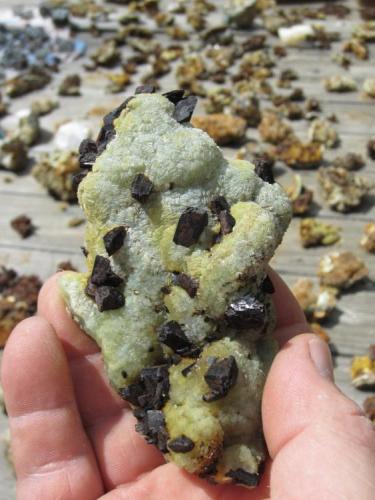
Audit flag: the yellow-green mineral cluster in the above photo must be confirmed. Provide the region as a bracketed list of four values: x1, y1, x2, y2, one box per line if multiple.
[60, 88, 292, 488]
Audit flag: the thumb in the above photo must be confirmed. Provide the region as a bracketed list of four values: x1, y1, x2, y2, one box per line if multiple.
[263, 333, 375, 500]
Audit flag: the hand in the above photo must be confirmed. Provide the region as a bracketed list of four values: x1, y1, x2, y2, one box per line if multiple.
[1, 270, 375, 500]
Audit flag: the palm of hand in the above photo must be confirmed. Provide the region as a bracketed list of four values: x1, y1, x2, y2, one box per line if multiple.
[2, 271, 375, 500]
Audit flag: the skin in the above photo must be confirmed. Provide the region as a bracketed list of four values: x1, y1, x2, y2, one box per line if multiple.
[1, 270, 375, 500]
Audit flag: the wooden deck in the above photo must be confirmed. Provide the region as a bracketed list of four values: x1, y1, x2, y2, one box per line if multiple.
[0, 0, 374, 496]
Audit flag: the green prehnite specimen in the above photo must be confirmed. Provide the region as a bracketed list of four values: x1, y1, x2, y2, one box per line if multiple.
[60, 90, 292, 487]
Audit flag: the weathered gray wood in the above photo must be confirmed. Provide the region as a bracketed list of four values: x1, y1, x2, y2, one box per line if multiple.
[0, 0, 374, 496]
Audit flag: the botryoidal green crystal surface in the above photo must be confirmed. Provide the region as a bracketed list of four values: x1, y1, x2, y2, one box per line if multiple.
[60, 92, 292, 487]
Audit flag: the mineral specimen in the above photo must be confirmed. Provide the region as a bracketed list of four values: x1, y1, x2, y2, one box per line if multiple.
[273, 140, 323, 169]
[191, 114, 247, 145]
[31, 98, 59, 116]
[0, 137, 28, 172]
[351, 354, 375, 390]
[204, 88, 233, 114]
[231, 92, 261, 127]
[308, 119, 339, 148]
[317, 166, 373, 212]
[299, 218, 341, 248]
[5, 67, 51, 98]
[286, 175, 314, 215]
[91, 40, 120, 67]
[324, 75, 357, 92]
[59, 91, 292, 486]
[0, 267, 42, 347]
[353, 21, 375, 41]
[225, 0, 258, 28]
[332, 153, 365, 171]
[17, 113, 41, 146]
[342, 38, 368, 60]
[32, 150, 80, 202]
[258, 111, 293, 145]
[10, 215, 36, 239]
[318, 251, 368, 291]
[361, 222, 375, 253]
[291, 278, 337, 322]
[58, 74, 81, 96]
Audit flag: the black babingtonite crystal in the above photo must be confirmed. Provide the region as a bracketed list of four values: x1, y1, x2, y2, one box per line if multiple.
[224, 295, 266, 332]
[203, 356, 238, 402]
[163, 89, 185, 104]
[158, 321, 200, 357]
[173, 95, 198, 123]
[226, 468, 261, 487]
[90, 255, 123, 287]
[135, 409, 169, 453]
[254, 156, 275, 184]
[103, 226, 127, 256]
[78, 138, 97, 169]
[168, 435, 195, 453]
[173, 207, 208, 247]
[131, 173, 154, 203]
[94, 286, 125, 312]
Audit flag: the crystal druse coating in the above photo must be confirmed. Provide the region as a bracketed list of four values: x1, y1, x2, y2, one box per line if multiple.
[59, 90, 292, 487]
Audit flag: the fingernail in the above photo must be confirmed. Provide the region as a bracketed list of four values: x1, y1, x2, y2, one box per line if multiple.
[308, 338, 334, 381]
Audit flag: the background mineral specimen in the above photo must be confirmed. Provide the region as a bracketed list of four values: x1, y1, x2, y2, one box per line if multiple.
[0, 267, 42, 347]
[299, 218, 341, 248]
[32, 150, 80, 202]
[60, 91, 292, 487]
[318, 251, 368, 291]
[317, 166, 373, 212]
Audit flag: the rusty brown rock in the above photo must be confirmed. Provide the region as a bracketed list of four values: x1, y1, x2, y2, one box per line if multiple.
[191, 114, 247, 146]
[318, 251, 368, 291]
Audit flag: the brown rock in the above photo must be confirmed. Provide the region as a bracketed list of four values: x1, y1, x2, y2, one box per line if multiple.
[318, 251, 368, 291]
[191, 114, 247, 145]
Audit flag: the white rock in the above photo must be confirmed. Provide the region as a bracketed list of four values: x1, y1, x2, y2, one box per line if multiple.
[54, 121, 91, 151]
[278, 24, 314, 46]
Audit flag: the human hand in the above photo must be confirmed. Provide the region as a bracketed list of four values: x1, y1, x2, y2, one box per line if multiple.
[1, 270, 375, 500]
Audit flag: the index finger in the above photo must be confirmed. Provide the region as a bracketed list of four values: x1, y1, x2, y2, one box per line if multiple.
[267, 267, 311, 346]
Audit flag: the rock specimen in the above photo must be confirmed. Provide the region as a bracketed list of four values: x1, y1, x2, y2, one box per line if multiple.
[258, 111, 293, 145]
[361, 222, 375, 253]
[299, 218, 341, 248]
[332, 153, 365, 171]
[0, 267, 42, 347]
[291, 278, 337, 322]
[324, 75, 357, 92]
[273, 140, 323, 169]
[308, 119, 339, 148]
[225, 0, 258, 28]
[317, 166, 373, 212]
[10, 215, 36, 239]
[59, 90, 292, 487]
[191, 114, 247, 145]
[286, 175, 314, 215]
[58, 74, 81, 96]
[317, 251, 368, 291]
[32, 150, 80, 202]
[5, 67, 51, 98]
[351, 353, 375, 390]
[0, 137, 28, 172]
